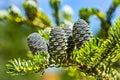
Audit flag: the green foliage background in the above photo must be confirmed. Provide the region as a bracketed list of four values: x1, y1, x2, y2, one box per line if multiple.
[0, 0, 120, 80]
[0, 20, 40, 80]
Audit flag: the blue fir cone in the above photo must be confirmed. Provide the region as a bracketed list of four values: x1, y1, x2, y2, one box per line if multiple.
[48, 27, 68, 56]
[27, 33, 48, 54]
[73, 19, 92, 49]
[62, 26, 75, 56]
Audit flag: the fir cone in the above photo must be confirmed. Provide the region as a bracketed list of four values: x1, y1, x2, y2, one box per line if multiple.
[62, 26, 75, 56]
[27, 33, 48, 54]
[73, 19, 92, 49]
[48, 27, 68, 57]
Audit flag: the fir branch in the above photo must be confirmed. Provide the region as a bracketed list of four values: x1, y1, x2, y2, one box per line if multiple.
[38, 28, 51, 41]
[53, 4, 60, 26]
[50, 0, 61, 26]
[72, 38, 103, 67]
[6, 58, 36, 75]
[6, 18, 120, 79]
[106, 0, 120, 25]
[93, 18, 120, 69]
[6, 52, 49, 75]
[97, 1, 120, 39]
[62, 58, 120, 80]
[71, 33, 120, 79]
[92, 39, 116, 68]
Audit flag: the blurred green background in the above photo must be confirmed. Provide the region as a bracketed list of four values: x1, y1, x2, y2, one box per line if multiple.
[0, 0, 120, 80]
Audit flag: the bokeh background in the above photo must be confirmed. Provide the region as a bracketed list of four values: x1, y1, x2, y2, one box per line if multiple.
[0, 0, 120, 80]
[1, 0, 120, 35]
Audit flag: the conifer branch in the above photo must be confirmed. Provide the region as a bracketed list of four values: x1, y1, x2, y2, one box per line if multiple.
[6, 18, 120, 79]
[6, 52, 49, 75]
